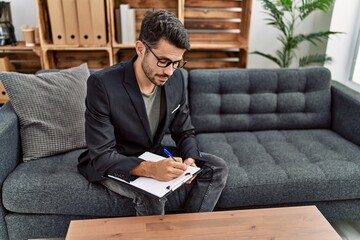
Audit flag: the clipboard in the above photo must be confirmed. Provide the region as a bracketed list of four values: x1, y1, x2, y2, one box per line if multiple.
[107, 152, 202, 199]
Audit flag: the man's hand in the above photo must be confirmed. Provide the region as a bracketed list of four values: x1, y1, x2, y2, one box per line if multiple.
[184, 158, 197, 184]
[184, 158, 196, 167]
[130, 157, 187, 181]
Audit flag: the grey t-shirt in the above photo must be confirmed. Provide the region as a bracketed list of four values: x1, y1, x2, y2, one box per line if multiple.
[142, 86, 162, 140]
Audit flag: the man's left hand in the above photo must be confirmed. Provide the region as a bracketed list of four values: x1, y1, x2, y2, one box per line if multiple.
[184, 158, 197, 184]
[184, 158, 196, 167]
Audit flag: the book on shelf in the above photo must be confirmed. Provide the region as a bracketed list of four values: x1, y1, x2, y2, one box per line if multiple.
[119, 4, 136, 44]
[114, 8, 122, 43]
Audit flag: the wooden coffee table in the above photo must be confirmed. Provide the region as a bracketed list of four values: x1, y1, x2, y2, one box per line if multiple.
[66, 206, 341, 239]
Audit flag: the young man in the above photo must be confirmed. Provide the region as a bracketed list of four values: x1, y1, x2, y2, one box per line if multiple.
[78, 10, 228, 215]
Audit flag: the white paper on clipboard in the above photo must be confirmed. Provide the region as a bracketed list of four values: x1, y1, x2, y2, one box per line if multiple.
[107, 152, 202, 199]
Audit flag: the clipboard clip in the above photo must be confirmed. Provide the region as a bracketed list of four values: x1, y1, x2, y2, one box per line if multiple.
[166, 172, 191, 190]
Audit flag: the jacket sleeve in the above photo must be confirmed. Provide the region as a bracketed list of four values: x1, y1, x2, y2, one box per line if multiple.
[84, 74, 143, 181]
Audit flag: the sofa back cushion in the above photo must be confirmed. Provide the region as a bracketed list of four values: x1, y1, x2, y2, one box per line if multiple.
[189, 68, 331, 133]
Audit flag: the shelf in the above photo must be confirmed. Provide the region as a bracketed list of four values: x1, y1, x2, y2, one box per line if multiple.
[42, 48, 113, 69]
[32, 0, 252, 70]
[36, 0, 112, 48]
[190, 39, 248, 50]
[0, 41, 40, 51]
[110, 43, 135, 49]
[109, 0, 179, 47]
[41, 44, 112, 51]
[0, 41, 43, 73]
[0, 41, 42, 58]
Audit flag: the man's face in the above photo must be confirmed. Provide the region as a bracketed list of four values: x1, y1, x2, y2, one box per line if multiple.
[141, 39, 186, 86]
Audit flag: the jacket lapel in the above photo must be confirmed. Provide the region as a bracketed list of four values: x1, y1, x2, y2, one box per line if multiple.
[122, 60, 153, 142]
[157, 78, 173, 138]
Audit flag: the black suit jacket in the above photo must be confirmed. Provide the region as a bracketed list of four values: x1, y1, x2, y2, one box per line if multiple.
[78, 57, 203, 182]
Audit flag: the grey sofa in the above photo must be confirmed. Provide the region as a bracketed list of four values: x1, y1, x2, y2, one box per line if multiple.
[1, 67, 360, 239]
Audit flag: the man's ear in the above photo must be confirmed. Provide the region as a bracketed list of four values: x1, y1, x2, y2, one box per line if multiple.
[135, 40, 145, 57]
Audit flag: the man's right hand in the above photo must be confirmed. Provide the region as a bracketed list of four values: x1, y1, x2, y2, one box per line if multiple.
[130, 157, 187, 181]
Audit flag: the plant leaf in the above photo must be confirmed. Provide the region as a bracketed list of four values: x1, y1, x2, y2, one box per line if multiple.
[294, 31, 342, 46]
[251, 51, 282, 67]
[299, 54, 332, 66]
[279, 0, 293, 11]
[276, 48, 293, 67]
[261, 0, 287, 34]
[255, 0, 340, 68]
[299, 0, 335, 20]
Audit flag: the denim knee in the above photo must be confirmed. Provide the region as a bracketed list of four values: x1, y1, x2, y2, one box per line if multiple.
[201, 152, 228, 186]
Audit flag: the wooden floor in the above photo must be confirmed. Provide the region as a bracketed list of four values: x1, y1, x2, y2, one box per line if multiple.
[331, 221, 360, 240]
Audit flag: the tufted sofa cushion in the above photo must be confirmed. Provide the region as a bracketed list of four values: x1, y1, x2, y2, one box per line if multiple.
[189, 68, 331, 133]
[2, 149, 136, 216]
[195, 129, 360, 208]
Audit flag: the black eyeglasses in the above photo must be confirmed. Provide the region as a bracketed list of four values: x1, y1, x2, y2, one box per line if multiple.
[142, 41, 187, 69]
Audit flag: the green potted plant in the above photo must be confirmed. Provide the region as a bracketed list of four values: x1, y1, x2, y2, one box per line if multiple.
[252, 0, 341, 67]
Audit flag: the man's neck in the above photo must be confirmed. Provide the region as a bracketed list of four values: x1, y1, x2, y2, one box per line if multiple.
[133, 58, 155, 94]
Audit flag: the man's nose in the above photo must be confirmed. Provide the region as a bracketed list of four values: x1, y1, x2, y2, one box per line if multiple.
[163, 64, 175, 76]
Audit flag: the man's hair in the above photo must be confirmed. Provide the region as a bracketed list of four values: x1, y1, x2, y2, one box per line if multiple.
[139, 9, 190, 51]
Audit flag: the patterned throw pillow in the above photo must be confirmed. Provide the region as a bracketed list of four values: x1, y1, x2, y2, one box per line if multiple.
[0, 63, 90, 160]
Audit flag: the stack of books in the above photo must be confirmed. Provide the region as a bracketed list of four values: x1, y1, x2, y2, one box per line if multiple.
[114, 4, 137, 44]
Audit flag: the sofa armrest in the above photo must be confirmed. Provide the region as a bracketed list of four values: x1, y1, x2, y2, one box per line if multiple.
[0, 102, 21, 240]
[331, 81, 360, 146]
[0, 102, 21, 183]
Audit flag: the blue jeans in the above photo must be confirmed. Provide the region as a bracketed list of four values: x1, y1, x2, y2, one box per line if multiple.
[101, 152, 228, 216]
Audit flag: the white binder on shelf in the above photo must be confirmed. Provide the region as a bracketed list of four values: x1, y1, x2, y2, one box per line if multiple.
[119, 4, 129, 44]
[127, 8, 136, 44]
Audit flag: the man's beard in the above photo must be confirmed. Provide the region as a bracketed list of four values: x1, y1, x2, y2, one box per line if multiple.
[141, 58, 169, 86]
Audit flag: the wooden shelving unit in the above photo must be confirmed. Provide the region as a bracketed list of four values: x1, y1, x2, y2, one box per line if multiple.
[0, 41, 42, 73]
[183, 0, 252, 68]
[0, 42, 43, 105]
[0, 0, 252, 105]
[34, 0, 252, 70]
[109, 0, 179, 63]
[109, 0, 252, 69]
[36, 0, 114, 69]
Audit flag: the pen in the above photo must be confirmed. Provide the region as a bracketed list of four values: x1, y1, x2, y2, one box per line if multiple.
[163, 148, 176, 161]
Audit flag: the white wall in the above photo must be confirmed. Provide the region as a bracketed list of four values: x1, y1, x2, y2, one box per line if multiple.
[248, 0, 333, 68]
[10, 0, 38, 42]
[325, 1, 360, 86]
[9, 0, 332, 69]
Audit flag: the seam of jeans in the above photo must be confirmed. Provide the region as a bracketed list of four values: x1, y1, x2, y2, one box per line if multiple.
[199, 166, 214, 212]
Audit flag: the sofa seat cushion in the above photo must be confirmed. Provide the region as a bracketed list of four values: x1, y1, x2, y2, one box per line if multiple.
[195, 129, 360, 208]
[2, 149, 188, 216]
[2, 149, 137, 216]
